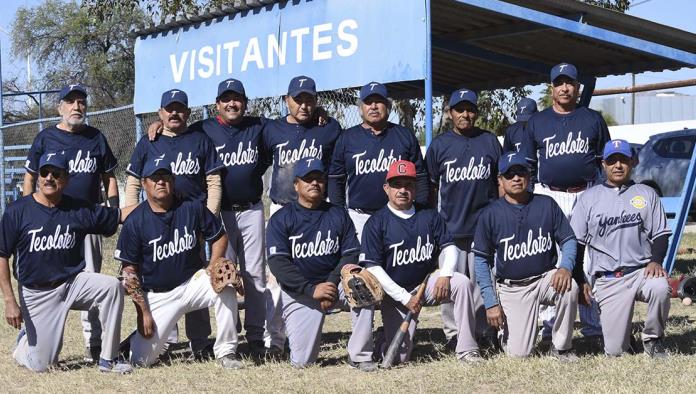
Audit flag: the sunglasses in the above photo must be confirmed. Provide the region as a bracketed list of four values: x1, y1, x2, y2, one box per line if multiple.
[502, 168, 529, 180]
[39, 167, 65, 179]
[147, 172, 173, 182]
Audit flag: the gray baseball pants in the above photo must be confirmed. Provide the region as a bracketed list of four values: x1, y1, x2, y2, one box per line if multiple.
[221, 202, 267, 343]
[440, 238, 489, 340]
[280, 286, 374, 368]
[14, 272, 124, 372]
[496, 269, 578, 357]
[593, 268, 670, 356]
[81, 233, 103, 349]
[378, 272, 478, 364]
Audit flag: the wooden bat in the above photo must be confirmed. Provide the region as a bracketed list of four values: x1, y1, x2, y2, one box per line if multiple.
[381, 273, 431, 369]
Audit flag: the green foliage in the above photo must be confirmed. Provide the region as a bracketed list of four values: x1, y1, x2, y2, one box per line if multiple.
[11, 0, 149, 109]
[583, 0, 631, 12]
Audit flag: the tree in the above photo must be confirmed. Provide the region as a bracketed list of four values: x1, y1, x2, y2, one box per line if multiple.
[11, 0, 149, 110]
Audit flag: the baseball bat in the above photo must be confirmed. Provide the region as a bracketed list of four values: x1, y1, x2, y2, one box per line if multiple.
[381, 273, 431, 369]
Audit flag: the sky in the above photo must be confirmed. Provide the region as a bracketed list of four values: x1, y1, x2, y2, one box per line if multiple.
[1, 0, 695, 97]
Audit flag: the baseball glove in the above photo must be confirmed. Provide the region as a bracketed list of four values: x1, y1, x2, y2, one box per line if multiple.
[341, 264, 383, 308]
[208, 257, 244, 295]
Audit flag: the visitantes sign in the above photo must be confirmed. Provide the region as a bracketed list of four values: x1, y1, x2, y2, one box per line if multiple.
[134, 0, 427, 113]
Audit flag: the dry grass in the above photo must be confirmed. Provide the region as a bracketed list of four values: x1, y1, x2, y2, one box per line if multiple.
[2, 235, 696, 393]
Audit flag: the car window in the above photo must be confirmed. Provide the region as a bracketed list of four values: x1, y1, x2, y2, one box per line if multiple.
[652, 135, 696, 159]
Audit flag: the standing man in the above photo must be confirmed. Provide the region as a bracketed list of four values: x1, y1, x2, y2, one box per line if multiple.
[23, 83, 120, 362]
[473, 152, 579, 361]
[124, 89, 225, 359]
[329, 81, 428, 239]
[570, 140, 671, 358]
[263, 75, 342, 216]
[503, 97, 537, 156]
[1, 152, 132, 373]
[522, 63, 610, 339]
[425, 88, 502, 344]
[361, 160, 482, 364]
[266, 158, 376, 370]
[116, 157, 243, 368]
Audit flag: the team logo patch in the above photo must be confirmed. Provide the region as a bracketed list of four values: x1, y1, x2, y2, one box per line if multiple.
[630, 196, 647, 209]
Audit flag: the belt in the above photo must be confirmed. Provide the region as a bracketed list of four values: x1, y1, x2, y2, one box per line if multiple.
[23, 278, 69, 290]
[352, 208, 377, 215]
[228, 199, 260, 212]
[146, 287, 175, 293]
[496, 274, 543, 287]
[594, 264, 647, 279]
[546, 183, 587, 193]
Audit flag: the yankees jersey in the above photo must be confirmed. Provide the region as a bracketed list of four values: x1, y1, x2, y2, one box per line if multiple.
[115, 199, 223, 290]
[189, 116, 270, 208]
[263, 117, 342, 205]
[425, 128, 502, 238]
[0, 195, 119, 286]
[25, 125, 118, 203]
[523, 106, 610, 188]
[473, 194, 575, 280]
[266, 201, 360, 285]
[360, 204, 452, 292]
[329, 123, 426, 211]
[126, 129, 224, 202]
[570, 182, 671, 274]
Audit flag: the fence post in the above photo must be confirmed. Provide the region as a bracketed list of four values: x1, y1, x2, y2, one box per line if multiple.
[135, 113, 143, 142]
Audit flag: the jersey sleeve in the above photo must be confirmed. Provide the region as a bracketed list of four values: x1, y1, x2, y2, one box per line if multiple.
[0, 208, 19, 258]
[201, 134, 225, 175]
[432, 211, 454, 249]
[196, 201, 224, 241]
[425, 142, 440, 184]
[359, 216, 385, 268]
[491, 135, 503, 178]
[569, 194, 590, 245]
[551, 200, 576, 245]
[646, 188, 672, 241]
[266, 213, 291, 258]
[261, 125, 275, 168]
[521, 118, 538, 163]
[100, 133, 118, 173]
[472, 209, 495, 257]
[502, 127, 515, 153]
[328, 133, 346, 177]
[83, 204, 120, 237]
[25, 133, 45, 173]
[409, 132, 427, 177]
[595, 112, 611, 159]
[114, 218, 142, 265]
[126, 138, 147, 178]
[339, 209, 360, 255]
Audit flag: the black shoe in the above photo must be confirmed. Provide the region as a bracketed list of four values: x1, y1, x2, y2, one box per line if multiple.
[84, 346, 101, 363]
[248, 340, 267, 355]
[644, 338, 669, 359]
[219, 353, 245, 369]
[348, 360, 378, 372]
[445, 336, 457, 352]
[192, 343, 215, 362]
[550, 347, 579, 363]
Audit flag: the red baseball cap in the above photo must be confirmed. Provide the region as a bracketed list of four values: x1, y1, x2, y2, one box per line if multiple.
[386, 160, 417, 181]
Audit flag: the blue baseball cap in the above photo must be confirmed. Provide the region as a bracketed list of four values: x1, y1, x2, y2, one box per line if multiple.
[39, 151, 69, 171]
[216, 78, 246, 100]
[550, 63, 578, 82]
[499, 151, 531, 174]
[58, 83, 87, 101]
[515, 98, 538, 122]
[294, 158, 325, 178]
[142, 155, 173, 178]
[603, 139, 633, 160]
[287, 75, 317, 97]
[448, 88, 478, 109]
[360, 82, 388, 101]
[161, 89, 189, 108]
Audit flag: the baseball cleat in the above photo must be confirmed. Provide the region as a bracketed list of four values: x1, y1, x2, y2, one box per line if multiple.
[349, 360, 378, 372]
[98, 358, 133, 374]
[549, 347, 579, 363]
[459, 349, 484, 364]
[218, 353, 245, 370]
[643, 338, 669, 359]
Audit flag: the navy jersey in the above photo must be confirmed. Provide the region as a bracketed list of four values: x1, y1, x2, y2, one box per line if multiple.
[115, 199, 223, 290]
[266, 201, 359, 285]
[189, 116, 270, 208]
[360, 205, 452, 292]
[503, 121, 528, 155]
[263, 117, 342, 205]
[126, 129, 224, 202]
[425, 128, 502, 238]
[472, 194, 575, 280]
[25, 125, 118, 203]
[523, 106, 610, 188]
[329, 123, 426, 211]
[0, 195, 119, 286]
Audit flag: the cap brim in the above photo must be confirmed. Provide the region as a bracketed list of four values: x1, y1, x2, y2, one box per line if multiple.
[295, 169, 325, 178]
[216, 89, 246, 100]
[551, 73, 578, 82]
[516, 114, 532, 122]
[161, 99, 188, 107]
[289, 89, 317, 97]
[603, 151, 633, 160]
[361, 93, 388, 101]
[449, 99, 477, 109]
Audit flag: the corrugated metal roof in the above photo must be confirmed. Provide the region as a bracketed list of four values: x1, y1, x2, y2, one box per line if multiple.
[133, 0, 696, 97]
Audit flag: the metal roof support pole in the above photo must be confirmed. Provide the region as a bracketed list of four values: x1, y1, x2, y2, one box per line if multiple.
[579, 76, 596, 108]
[665, 147, 696, 274]
[0, 39, 5, 213]
[424, 0, 433, 148]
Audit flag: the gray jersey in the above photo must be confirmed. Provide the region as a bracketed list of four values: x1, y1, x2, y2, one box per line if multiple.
[570, 182, 671, 274]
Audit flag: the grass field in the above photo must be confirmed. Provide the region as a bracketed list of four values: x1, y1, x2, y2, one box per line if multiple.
[3, 235, 696, 393]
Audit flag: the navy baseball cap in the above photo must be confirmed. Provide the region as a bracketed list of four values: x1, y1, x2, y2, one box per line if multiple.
[161, 89, 189, 108]
[360, 82, 388, 101]
[58, 83, 87, 101]
[216, 78, 246, 100]
[550, 63, 578, 82]
[499, 151, 531, 174]
[603, 139, 633, 160]
[38, 151, 69, 171]
[515, 98, 538, 122]
[448, 88, 478, 108]
[294, 158, 325, 178]
[287, 76, 317, 97]
[142, 155, 173, 178]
